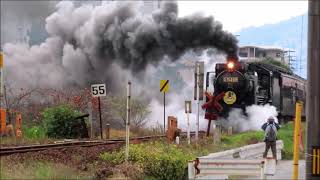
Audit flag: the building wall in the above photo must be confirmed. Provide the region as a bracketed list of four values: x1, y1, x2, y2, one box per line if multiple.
[142, 0, 161, 14]
[239, 47, 286, 64]
[265, 50, 283, 62]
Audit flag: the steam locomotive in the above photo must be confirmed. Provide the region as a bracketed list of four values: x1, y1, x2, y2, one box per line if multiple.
[202, 56, 306, 123]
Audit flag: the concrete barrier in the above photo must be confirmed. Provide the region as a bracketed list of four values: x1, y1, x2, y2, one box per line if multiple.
[188, 159, 266, 179]
[188, 140, 283, 179]
[205, 140, 283, 160]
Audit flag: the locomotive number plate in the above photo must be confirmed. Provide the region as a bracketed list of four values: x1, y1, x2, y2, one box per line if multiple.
[223, 77, 239, 83]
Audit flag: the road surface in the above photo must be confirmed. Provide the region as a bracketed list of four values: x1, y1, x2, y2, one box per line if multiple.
[267, 160, 305, 179]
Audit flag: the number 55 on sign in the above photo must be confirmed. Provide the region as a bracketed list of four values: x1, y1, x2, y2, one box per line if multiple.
[91, 84, 106, 97]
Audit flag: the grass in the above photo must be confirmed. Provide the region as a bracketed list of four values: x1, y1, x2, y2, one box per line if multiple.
[221, 122, 306, 159]
[222, 130, 264, 147]
[0, 125, 54, 146]
[0, 160, 92, 179]
[277, 122, 306, 159]
[108, 128, 137, 138]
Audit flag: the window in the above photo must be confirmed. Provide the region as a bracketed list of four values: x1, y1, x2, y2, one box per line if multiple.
[239, 52, 248, 57]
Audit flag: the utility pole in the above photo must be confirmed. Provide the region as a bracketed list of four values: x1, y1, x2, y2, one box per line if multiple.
[306, 0, 320, 179]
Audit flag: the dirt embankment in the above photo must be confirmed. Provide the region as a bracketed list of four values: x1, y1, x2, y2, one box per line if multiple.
[1, 144, 122, 179]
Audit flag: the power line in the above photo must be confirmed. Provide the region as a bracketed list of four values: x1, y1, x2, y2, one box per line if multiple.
[299, 14, 304, 76]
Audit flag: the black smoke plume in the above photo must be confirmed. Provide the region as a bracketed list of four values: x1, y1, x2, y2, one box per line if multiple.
[3, 1, 238, 91]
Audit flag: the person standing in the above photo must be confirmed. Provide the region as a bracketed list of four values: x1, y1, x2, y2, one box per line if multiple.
[261, 117, 280, 160]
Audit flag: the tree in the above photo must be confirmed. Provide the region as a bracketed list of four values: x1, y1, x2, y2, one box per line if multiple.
[259, 57, 293, 72]
[108, 96, 151, 129]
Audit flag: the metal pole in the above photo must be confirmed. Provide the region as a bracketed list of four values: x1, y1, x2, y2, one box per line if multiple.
[187, 112, 190, 145]
[88, 100, 93, 138]
[196, 63, 200, 142]
[206, 120, 211, 137]
[0, 52, 4, 137]
[293, 101, 302, 180]
[164, 92, 166, 134]
[98, 97, 103, 139]
[125, 81, 131, 162]
[0, 52, 3, 101]
[306, 1, 320, 179]
[0, 52, 3, 112]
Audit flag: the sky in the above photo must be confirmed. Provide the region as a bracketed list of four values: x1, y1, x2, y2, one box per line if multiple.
[178, 1, 308, 33]
[1, 1, 308, 45]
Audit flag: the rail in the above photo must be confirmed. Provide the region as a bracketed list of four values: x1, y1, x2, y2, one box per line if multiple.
[0, 135, 166, 156]
[0, 131, 205, 156]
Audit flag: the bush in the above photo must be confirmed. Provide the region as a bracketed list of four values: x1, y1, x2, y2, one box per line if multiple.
[100, 142, 193, 180]
[255, 57, 292, 72]
[42, 105, 84, 139]
[23, 126, 46, 139]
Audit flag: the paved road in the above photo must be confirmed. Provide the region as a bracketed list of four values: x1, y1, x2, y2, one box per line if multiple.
[267, 160, 305, 180]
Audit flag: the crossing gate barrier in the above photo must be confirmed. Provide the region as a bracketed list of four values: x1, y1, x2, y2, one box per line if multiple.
[188, 140, 283, 179]
[188, 158, 267, 179]
[206, 140, 283, 160]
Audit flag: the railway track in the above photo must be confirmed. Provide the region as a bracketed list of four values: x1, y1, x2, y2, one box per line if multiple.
[0, 131, 206, 156]
[0, 135, 166, 156]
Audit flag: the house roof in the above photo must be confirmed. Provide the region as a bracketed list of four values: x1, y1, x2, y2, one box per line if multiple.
[240, 45, 294, 52]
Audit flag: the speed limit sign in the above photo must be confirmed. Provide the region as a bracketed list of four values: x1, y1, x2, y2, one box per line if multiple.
[91, 84, 106, 97]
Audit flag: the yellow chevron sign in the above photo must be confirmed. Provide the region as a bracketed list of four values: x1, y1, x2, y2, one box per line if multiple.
[312, 147, 320, 176]
[160, 80, 169, 93]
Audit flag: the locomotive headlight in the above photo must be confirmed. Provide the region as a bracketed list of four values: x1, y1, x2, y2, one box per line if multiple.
[227, 62, 235, 69]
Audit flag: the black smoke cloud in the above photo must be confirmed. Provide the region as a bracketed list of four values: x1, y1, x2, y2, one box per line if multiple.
[3, 1, 237, 92]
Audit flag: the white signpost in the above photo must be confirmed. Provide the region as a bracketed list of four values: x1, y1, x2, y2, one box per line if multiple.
[185, 101, 192, 144]
[194, 62, 204, 142]
[91, 84, 106, 139]
[126, 81, 131, 162]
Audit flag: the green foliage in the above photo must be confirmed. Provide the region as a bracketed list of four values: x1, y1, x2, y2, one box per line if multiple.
[23, 126, 46, 139]
[42, 105, 83, 139]
[34, 162, 55, 179]
[222, 131, 264, 147]
[259, 57, 292, 72]
[1, 160, 92, 179]
[101, 142, 193, 180]
[277, 122, 305, 159]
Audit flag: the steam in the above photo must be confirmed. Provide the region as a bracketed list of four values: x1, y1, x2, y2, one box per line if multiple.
[221, 104, 279, 132]
[146, 49, 226, 130]
[3, 1, 237, 92]
[3, 1, 240, 131]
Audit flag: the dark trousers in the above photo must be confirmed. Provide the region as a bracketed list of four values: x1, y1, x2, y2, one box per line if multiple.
[263, 141, 277, 159]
